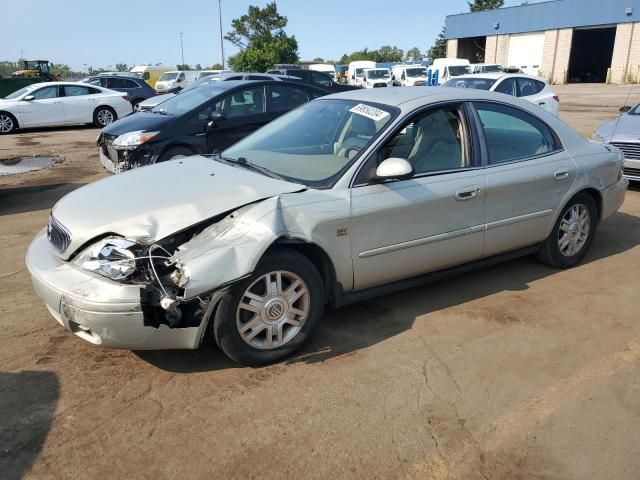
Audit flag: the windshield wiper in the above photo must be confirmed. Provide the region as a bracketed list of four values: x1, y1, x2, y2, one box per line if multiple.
[215, 154, 283, 180]
[152, 109, 170, 115]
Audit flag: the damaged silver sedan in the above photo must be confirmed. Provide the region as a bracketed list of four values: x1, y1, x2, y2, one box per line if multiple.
[27, 88, 628, 365]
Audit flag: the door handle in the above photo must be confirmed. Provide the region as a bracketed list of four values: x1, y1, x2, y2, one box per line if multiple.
[538, 102, 546, 106]
[455, 185, 480, 201]
[554, 168, 569, 180]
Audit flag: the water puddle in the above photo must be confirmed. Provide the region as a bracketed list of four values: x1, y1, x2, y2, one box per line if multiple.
[0, 156, 60, 176]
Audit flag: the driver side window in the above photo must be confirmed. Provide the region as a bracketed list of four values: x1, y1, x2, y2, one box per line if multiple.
[214, 86, 266, 119]
[31, 86, 59, 100]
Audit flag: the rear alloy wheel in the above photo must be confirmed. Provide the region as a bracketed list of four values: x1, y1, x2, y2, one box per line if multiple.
[93, 107, 116, 127]
[536, 193, 597, 268]
[0, 113, 17, 134]
[213, 249, 324, 366]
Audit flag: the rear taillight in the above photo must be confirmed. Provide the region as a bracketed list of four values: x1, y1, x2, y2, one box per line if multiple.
[553, 95, 560, 102]
[122, 95, 129, 102]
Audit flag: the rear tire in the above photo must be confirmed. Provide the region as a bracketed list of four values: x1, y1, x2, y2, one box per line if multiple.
[157, 146, 194, 162]
[535, 193, 597, 268]
[0, 112, 17, 134]
[93, 106, 116, 127]
[213, 249, 324, 366]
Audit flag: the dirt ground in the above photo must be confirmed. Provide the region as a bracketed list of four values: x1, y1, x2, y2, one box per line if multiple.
[1, 84, 639, 480]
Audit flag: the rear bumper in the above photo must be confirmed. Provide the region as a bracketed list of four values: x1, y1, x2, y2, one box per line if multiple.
[26, 229, 203, 350]
[601, 176, 629, 221]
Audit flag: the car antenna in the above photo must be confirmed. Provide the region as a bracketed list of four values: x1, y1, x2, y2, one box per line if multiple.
[611, 81, 636, 139]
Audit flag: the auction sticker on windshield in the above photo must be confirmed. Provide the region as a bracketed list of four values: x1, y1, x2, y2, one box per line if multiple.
[349, 104, 390, 122]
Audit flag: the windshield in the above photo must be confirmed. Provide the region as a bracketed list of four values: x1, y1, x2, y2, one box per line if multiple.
[223, 100, 395, 187]
[448, 65, 470, 76]
[406, 68, 426, 77]
[628, 103, 640, 115]
[355, 68, 364, 77]
[151, 86, 225, 115]
[365, 70, 390, 79]
[5, 86, 35, 99]
[444, 78, 496, 90]
[159, 72, 179, 81]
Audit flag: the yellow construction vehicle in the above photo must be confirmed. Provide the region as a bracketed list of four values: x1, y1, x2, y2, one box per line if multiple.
[11, 60, 59, 80]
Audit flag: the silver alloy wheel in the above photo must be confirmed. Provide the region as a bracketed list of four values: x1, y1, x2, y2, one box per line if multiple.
[236, 270, 310, 350]
[0, 114, 14, 133]
[96, 109, 114, 126]
[558, 203, 590, 257]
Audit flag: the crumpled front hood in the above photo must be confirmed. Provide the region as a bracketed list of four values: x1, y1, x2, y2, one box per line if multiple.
[101, 111, 172, 136]
[51, 156, 304, 259]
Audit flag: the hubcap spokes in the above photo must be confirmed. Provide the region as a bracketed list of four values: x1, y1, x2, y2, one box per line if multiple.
[558, 204, 590, 257]
[0, 115, 13, 132]
[98, 110, 113, 126]
[236, 270, 310, 350]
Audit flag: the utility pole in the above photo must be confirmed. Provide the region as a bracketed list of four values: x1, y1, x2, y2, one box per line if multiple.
[179, 31, 185, 66]
[218, 0, 225, 69]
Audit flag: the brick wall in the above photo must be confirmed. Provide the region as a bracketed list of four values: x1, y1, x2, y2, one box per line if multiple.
[550, 28, 573, 84]
[485, 36, 498, 63]
[611, 23, 634, 83]
[446, 39, 458, 58]
[540, 29, 559, 83]
[495, 35, 509, 65]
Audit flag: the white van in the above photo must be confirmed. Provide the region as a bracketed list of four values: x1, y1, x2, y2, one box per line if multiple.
[428, 58, 470, 85]
[348, 60, 376, 87]
[129, 65, 178, 88]
[196, 70, 233, 81]
[154, 70, 199, 94]
[362, 68, 393, 88]
[391, 64, 428, 86]
[309, 64, 336, 80]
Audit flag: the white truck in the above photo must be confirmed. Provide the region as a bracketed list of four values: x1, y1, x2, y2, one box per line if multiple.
[469, 63, 503, 74]
[428, 58, 470, 85]
[309, 64, 336, 80]
[154, 70, 199, 94]
[348, 60, 376, 87]
[362, 68, 393, 88]
[391, 65, 428, 86]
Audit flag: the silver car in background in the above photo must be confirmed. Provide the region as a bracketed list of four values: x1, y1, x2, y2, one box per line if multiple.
[592, 103, 640, 181]
[27, 87, 628, 365]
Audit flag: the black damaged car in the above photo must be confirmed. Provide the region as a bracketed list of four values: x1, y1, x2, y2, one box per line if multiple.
[97, 80, 328, 173]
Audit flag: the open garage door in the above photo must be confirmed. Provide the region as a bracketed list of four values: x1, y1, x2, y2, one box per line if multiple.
[568, 26, 616, 83]
[507, 32, 544, 76]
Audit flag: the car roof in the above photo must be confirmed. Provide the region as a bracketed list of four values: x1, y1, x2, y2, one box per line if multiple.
[324, 85, 536, 109]
[450, 72, 546, 82]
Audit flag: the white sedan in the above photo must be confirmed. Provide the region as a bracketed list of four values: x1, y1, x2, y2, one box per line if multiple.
[444, 73, 560, 116]
[0, 82, 132, 134]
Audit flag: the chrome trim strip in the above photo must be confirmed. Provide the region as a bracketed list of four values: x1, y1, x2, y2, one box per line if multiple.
[485, 209, 553, 230]
[359, 224, 484, 258]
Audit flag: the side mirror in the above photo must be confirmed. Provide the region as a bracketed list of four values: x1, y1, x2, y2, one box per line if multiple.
[373, 158, 414, 182]
[619, 105, 631, 113]
[207, 111, 226, 128]
[24, 95, 35, 101]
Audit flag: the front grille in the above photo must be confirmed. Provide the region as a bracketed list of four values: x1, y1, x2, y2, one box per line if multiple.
[413, 81, 426, 86]
[623, 167, 640, 179]
[373, 84, 387, 88]
[100, 133, 118, 161]
[610, 142, 640, 160]
[47, 216, 71, 253]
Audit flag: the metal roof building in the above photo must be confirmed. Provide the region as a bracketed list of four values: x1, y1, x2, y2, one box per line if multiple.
[444, 0, 640, 83]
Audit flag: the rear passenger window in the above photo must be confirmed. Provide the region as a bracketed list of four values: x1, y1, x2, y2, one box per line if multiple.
[475, 102, 559, 164]
[516, 78, 544, 97]
[311, 71, 332, 87]
[494, 78, 516, 96]
[63, 86, 90, 96]
[269, 85, 308, 112]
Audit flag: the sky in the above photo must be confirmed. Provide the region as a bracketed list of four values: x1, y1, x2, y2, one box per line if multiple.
[1, 0, 537, 71]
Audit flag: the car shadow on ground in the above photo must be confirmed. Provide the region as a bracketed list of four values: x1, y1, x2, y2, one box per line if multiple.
[0, 183, 85, 217]
[9, 125, 97, 136]
[0, 371, 59, 480]
[137, 209, 640, 373]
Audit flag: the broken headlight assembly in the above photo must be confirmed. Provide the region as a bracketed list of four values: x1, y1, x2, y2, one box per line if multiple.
[73, 238, 148, 282]
[112, 130, 160, 150]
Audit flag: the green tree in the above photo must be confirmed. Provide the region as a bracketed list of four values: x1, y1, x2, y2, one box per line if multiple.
[0, 61, 18, 77]
[115, 63, 129, 72]
[195, 63, 203, 70]
[313, 57, 325, 63]
[427, 27, 447, 60]
[404, 47, 422, 62]
[177, 64, 191, 71]
[375, 45, 404, 62]
[468, 0, 504, 12]
[339, 48, 378, 64]
[209, 63, 224, 70]
[225, 2, 299, 72]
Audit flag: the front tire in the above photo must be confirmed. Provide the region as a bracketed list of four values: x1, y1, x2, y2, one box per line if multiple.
[93, 106, 116, 127]
[157, 146, 194, 162]
[213, 249, 324, 366]
[0, 112, 17, 134]
[536, 193, 597, 268]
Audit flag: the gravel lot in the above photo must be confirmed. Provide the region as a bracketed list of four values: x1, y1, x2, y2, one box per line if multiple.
[1, 84, 639, 480]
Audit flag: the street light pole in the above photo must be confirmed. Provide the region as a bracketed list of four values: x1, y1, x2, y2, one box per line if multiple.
[218, 0, 225, 69]
[179, 31, 185, 66]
